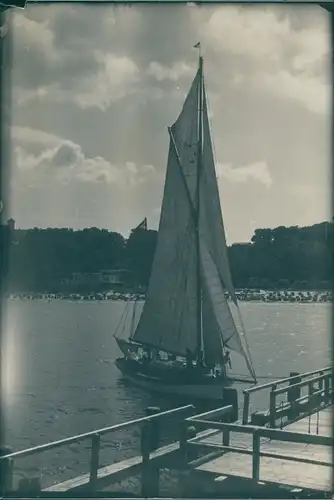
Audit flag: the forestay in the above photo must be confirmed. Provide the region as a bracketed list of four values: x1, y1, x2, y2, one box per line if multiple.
[199, 85, 256, 379]
[114, 300, 144, 340]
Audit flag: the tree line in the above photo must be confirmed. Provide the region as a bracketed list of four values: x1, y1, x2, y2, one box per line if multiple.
[0, 220, 333, 293]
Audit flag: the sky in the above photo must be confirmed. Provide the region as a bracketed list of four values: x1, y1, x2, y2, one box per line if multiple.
[7, 2, 332, 243]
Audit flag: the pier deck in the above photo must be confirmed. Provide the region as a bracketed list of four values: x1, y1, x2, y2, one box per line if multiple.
[1, 367, 332, 497]
[193, 407, 332, 492]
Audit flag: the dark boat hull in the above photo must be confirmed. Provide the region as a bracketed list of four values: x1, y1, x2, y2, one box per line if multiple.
[115, 357, 234, 400]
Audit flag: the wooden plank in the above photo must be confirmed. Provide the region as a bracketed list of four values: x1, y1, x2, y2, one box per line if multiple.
[285, 407, 332, 437]
[195, 452, 332, 491]
[43, 428, 217, 492]
[43, 442, 180, 492]
[193, 406, 333, 492]
[189, 440, 331, 467]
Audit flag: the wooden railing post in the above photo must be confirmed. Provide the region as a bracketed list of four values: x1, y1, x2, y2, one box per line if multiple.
[222, 428, 230, 447]
[141, 406, 160, 497]
[0, 445, 13, 495]
[269, 384, 277, 428]
[287, 372, 301, 420]
[179, 420, 187, 461]
[178, 425, 197, 496]
[318, 371, 324, 392]
[252, 430, 260, 482]
[314, 371, 324, 406]
[89, 434, 100, 488]
[242, 392, 250, 425]
[324, 373, 331, 404]
[308, 380, 315, 411]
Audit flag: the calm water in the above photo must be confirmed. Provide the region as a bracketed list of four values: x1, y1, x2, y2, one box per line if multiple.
[2, 299, 331, 489]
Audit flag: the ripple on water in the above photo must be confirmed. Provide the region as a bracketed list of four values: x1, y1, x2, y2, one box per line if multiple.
[2, 299, 331, 489]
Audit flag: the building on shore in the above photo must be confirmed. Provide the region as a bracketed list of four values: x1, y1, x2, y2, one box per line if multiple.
[61, 269, 129, 290]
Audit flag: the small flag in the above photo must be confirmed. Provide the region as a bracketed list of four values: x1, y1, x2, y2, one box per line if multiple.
[193, 42, 201, 48]
[134, 217, 147, 231]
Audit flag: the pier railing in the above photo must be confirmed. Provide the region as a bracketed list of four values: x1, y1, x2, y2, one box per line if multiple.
[242, 366, 333, 427]
[0, 404, 195, 495]
[183, 412, 333, 488]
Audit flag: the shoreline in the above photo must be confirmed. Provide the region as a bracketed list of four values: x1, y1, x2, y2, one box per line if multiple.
[5, 289, 333, 304]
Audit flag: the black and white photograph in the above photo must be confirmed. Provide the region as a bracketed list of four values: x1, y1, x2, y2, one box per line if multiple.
[1, 1, 333, 497]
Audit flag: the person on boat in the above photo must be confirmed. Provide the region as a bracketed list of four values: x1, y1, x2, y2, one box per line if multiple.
[224, 350, 232, 370]
[196, 349, 205, 369]
[151, 348, 158, 362]
[186, 348, 193, 369]
[142, 348, 151, 365]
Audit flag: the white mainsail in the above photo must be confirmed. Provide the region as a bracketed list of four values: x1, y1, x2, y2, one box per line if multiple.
[132, 70, 200, 357]
[132, 55, 256, 380]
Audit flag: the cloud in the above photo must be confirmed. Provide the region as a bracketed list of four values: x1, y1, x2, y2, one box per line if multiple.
[12, 126, 156, 187]
[218, 161, 273, 188]
[259, 71, 330, 115]
[200, 7, 291, 61]
[10, 124, 160, 234]
[12, 4, 330, 116]
[196, 5, 330, 115]
[13, 126, 61, 148]
[74, 52, 140, 110]
[12, 8, 141, 110]
[147, 61, 192, 81]
[9, 4, 331, 242]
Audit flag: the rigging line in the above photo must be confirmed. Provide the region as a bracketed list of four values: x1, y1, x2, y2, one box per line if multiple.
[113, 300, 130, 338]
[129, 298, 137, 338]
[200, 264, 226, 367]
[168, 127, 197, 225]
[176, 217, 195, 344]
[203, 84, 238, 305]
[122, 301, 132, 337]
[236, 306, 256, 377]
[203, 243, 240, 347]
[207, 244, 238, 306]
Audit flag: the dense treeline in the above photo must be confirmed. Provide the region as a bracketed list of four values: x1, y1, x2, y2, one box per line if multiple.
[1, 221, 333, 292]
[229, 223, 333, 290]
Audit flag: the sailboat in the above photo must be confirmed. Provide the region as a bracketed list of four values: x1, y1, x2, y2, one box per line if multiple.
[114, 48, 257, 400]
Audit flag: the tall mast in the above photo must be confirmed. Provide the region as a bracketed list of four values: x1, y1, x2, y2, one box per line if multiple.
[195, 54, 204, 357]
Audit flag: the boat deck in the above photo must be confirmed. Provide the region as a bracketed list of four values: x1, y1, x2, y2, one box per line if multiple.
[194, 407, 333, 492]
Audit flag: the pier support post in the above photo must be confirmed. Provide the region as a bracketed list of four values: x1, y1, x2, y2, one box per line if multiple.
[269, 384, 277, 428]
[0, 445, 13, 495]
[252, 430, 260, 482]
[141, 406, 160, 497]
[178, 425, 197, 496]
[242, 391, 250, 425]
[324, 374, 331, 404]
[89, 433, 100, 489]
[223, 388, 238, 422]
[287, 372, 301, 420]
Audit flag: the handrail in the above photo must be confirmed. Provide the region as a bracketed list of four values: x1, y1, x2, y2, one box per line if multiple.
[187, 405, 233, 422]
[187, 419, 333, 446]
[185, 417, 333, 486]
[0, 404, 194, 461]
[242, 366, 332, 425]
[273, 373, 329, 396]
[244, 366, 332, 395]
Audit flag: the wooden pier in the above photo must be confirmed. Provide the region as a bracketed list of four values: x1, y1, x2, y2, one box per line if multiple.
[0, 367, 332, 497]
